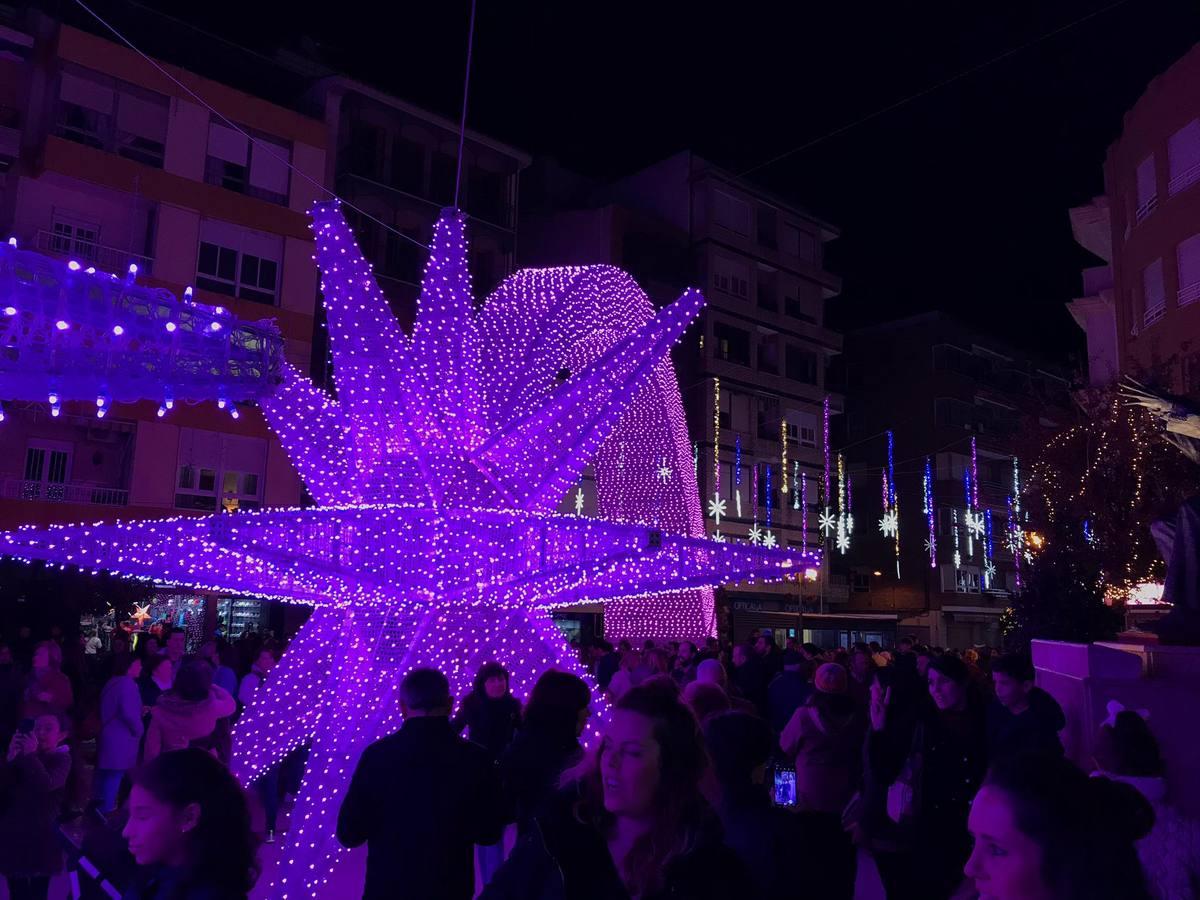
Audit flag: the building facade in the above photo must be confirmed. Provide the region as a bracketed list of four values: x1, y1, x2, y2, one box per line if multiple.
[839, 313, 1074, 648]
[1070, 42, 1200, 395]
[0, 13, 325, 636]
[522, 151, 846, 644]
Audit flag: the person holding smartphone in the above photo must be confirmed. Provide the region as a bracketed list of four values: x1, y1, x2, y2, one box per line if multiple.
[0, 712, 71, 900]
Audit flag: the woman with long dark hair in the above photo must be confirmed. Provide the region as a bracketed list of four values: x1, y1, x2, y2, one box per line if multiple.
[121, 748, 258, 899]
[500, 670, 590, 837]
[483, 680, 746, 899]
[965, 753, 1155, 900]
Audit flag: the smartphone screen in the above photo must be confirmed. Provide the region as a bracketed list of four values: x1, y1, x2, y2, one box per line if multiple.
[772, 766, 797, 808]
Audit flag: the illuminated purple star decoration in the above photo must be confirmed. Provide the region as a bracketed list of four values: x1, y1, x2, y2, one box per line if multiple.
[0, 203, 818, 896]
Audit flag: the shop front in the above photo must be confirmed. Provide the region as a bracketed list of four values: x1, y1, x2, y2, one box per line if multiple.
[727, 596, 902, 650]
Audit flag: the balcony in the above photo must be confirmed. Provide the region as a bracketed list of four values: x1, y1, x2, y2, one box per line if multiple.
[1179, 281, 1200, 308]
[1168, 163, 1200, 198]
[36, 229, 153, 277]
[1134, 195, 1158, 224]
[1144, 301, 1166, 329]
[1, 478, 128, 507]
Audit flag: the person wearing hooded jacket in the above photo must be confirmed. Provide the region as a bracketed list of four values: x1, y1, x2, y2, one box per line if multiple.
[986, 652, 1065, 760]
[143, 656, 236, 763]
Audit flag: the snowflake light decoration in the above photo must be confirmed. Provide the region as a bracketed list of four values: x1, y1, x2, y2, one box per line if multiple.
[819, 508, 836, 537]
[574, 487, 585, 515]
[965, 511, 986, 540]
[657, 458, 672, 484]
[762, 531, 778, 549]
[707, 493, 727, 525]
[836, 531, 851, 553]
[984, 561, 997, 587]
[0, 203, 819, 897]
[711, 530, 726, 544]
[878, 509, 899, 538]
[747, 523, 764, 545]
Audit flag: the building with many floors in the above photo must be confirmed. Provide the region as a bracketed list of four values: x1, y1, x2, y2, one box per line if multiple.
[1070, 42, 1200, 395]
[838, 313, 1075, 648]
[522, 151, 846, 645]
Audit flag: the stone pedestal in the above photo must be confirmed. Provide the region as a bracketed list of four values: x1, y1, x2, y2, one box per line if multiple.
[1033, 639, 1200, 817]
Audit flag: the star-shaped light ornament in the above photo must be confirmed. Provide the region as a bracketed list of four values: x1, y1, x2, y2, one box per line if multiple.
[762, 531, 778, 549]
[707, 493, 727, 524]
[878, 509, 899, 538]
[131, 604, 151, 626]
[0, 203, 820, 898]
[747, 523, 764, 545]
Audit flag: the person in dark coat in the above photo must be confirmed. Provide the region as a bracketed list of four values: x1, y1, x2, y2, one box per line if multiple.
[703, 710, 817, 898]
[766, 649, 811, 734]
[0, 643, 22, 749]
[453, 662, 522, 886]
[593, 641, 620, 692]
[337, 668, 506, 900]
[865, 654, 988, 900]
[730, 642, 770, 718]
[986, 652, 1065, 760]
[500, 670, 590, 837]
[0, 712, 71, 900]
[94, 654, 144, 813]
[121, 748, 258, 900]
[483, 681, 749, 900]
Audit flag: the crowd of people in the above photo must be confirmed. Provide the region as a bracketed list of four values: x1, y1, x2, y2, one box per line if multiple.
[0, 621, 1197, 899]
[0, 623, 283, 899]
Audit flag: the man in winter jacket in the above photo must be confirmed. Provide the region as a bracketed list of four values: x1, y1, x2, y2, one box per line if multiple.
[337, 668, 505, 900]
[986, 652, 1065, 760]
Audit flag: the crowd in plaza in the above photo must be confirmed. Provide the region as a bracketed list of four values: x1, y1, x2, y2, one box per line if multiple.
[0, 623, 1197, 899]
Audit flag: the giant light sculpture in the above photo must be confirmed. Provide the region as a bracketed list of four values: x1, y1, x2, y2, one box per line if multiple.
[0, 202, 817, 895]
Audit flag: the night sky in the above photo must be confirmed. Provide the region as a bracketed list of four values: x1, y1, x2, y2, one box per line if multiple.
[123, 0, 1200, 361]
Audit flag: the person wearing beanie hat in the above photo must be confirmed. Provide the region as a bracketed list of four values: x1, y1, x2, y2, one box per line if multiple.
[779, 663, 863, 899]
[813, 662, 848, 695]
[767, 650, 812, 734]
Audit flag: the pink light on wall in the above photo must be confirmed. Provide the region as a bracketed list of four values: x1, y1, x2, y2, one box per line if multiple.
[0, 203, 819, 896]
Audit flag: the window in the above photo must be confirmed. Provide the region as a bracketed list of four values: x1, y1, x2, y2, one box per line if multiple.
[467, 168, 510, 226]
[50, 215, 100, 263]
[713, 322, 751, 366]
[851, 571, 871, 593]
[935, 397, 977, 430]
[430, 152, 457, 205]
[205, 122, 291, 205]
[22, 442, 71, 501]
[385, 227, 424, 284]
[757, 279, 777, 312]
[1143, 258, 1166, 328]
[346, 122, 383, 179]
[757, 396, 781, 441]
[175, 429, 266, 513]
[757, 207, 778, 248]
[758, 339, 780, 375]
[390, 137, 425, 194]
[786, 346, 818, 384]
[785, 288, 819, 323]
[1178, 233, 1200, 307]
[786, 411, 818, 447]
[718, 390, 731, 430]
[1168, 120, 1200, 197]
[1135, 155, 1157, 222]
[196, 220, 282, 306]
[712, 257, 750, 298]
[781, 224, 816, 261]
[56, 68, 167, 168]
[713, 190, 751, 234]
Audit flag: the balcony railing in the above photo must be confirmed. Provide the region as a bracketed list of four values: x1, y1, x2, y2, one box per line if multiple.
[1144, 301, 1166, 329]
[1, 478, 128, 506]
[1179, 281, 1200, 308]
[36, 229, 154, 277]
[1134, 195, 1158, 224]
[1168, 163, 1200, 198]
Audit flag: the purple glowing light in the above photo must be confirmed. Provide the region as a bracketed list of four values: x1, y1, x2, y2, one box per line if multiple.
[0, 203, 817, 896]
